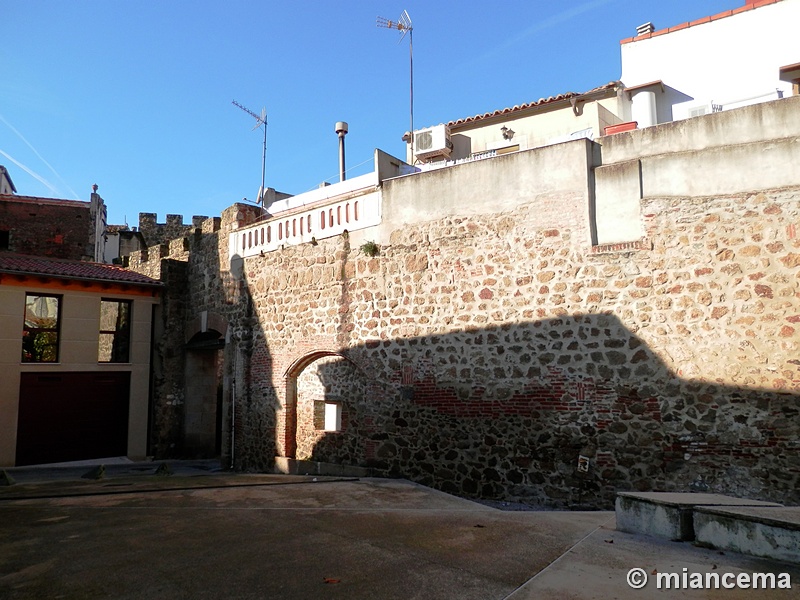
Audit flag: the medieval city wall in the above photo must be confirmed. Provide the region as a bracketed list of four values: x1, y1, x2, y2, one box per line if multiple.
[132, 97, 800, 507]
[229, 180, 799, 508]
[138, 212, 208, 247]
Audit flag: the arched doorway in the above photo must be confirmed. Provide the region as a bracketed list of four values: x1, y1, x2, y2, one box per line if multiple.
[283, 351, 365, 462]
[184, 312, 227, 457]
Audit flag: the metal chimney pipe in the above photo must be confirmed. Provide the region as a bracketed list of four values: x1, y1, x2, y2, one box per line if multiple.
[335, 121, 348, 182]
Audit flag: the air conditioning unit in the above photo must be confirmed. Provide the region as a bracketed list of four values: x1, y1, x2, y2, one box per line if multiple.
[413, 124, 452, 161]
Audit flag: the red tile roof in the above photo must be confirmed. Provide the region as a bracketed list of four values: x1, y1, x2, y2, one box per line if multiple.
[0, 253, 161, 287]
[446, 81, 622, 128]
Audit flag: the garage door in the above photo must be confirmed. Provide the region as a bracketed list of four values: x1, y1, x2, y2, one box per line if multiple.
[16, 372, 130, 466]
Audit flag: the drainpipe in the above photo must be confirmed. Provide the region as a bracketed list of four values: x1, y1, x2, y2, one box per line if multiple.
[230, 347, 236, 470]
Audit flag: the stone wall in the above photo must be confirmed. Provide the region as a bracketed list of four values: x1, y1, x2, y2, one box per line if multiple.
[223, 184, 798, 508]
[128, 215, 224, 458]
[138, 213, 208, 247]
[131, 99, 800, 508]
[295, 355, 365, 463]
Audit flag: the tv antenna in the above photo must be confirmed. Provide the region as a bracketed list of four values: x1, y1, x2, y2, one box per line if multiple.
[232, 100, 268, 206]
[377, 10, 415, 163]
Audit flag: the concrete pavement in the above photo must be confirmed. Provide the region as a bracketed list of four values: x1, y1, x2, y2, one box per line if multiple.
[1, 462, 798, 599]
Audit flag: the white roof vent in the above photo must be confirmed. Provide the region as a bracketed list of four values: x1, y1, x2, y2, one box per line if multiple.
[636, 22, 655, 36]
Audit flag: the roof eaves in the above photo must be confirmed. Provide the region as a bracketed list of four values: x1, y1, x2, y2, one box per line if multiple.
[0, 269, 163, 288]
[620, 0, 784, 45]
[445, 81, 621, 128]
[0, 254, 162, 288]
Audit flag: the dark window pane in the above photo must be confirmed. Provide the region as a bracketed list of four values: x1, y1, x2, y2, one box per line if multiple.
[98, 300, 131, 363]
[22, 294, 61, 363]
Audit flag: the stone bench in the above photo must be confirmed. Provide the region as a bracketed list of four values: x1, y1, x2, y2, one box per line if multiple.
[694, 506, 800, 564]
[615, 491, 781, 541]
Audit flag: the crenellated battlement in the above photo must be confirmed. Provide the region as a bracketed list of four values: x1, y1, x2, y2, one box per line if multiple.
[128, 215, 222, 279]
[138, 212, 211, 246]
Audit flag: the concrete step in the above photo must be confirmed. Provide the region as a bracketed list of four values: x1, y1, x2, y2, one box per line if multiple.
[615, 491, 781, 541]
[694, 505, 800, 564]
[273, 457, 372, 478]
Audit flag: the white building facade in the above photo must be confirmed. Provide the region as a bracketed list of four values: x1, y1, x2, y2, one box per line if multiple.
[620, 0, 800, 125]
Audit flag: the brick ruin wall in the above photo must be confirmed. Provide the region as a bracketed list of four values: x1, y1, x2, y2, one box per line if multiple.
[187, 184, 798, 509]
[0, 196, 93, 259]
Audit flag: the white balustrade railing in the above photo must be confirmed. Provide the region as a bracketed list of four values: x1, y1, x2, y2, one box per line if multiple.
[230, 188, 381, 259]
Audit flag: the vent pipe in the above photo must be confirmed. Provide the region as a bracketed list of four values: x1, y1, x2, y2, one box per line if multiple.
[335, 121, 348, 182]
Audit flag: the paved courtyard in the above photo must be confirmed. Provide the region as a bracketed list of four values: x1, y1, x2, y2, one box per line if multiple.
[0, 465, 797, 599]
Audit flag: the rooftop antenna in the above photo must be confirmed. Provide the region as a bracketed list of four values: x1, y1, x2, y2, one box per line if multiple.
[377, 10, 414, 164]
[232, 100, 268, 206]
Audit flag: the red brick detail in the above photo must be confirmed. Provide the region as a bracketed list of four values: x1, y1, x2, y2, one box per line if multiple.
[590, 240, 651, 254]
[407, 368, 660, 423]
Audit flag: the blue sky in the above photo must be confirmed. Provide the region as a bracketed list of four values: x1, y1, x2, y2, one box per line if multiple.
[2, 0, 735, 226]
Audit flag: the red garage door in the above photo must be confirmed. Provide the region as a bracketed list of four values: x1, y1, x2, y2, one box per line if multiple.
[16, 372, 130, 466]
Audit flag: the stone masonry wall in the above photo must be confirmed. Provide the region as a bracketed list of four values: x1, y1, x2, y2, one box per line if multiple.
[295, 356, 365, 464]
[138, 213, 208, 247]
[222, 184, 800, 508]
[129, 111, 800, 507]
[128, 218, 219, 457]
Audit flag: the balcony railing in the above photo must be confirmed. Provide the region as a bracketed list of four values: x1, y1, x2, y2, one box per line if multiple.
[230, 187, 381, 259]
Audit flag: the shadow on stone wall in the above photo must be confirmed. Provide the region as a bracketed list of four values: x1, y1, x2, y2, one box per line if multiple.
[225, 249, 280, 472]
[148, 257, 190, 458]
[306, 313, 799, 509]
[146, 209, 279, 470]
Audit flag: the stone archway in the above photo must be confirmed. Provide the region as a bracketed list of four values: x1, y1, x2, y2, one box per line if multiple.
[283, 350, 364, 461]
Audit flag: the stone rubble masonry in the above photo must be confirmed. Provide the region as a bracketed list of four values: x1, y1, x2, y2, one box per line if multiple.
[128, 99, 800, 508]
[138, 213, 209, 247]
[217, 187, 798, 507]
[128, 213, 224, 458]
